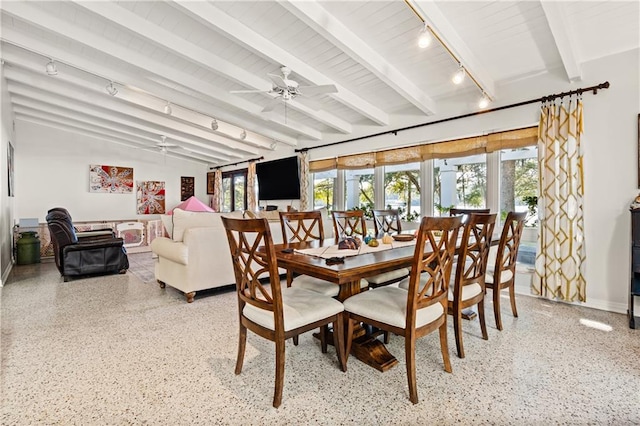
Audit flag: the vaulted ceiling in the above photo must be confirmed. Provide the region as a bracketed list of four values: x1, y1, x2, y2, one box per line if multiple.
[1, 1, 638, 166]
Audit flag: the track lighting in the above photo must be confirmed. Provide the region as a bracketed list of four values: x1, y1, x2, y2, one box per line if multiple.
[417, 23, 432, 48]
[211, 118, 219, 131]
[163, 102, 172, 115]
[478, 92, 490, 109]
[45, 59, 58, 76]
[106, 82, 118, 96]
[452, 64, 465, 85]
[240, 129, 247, 140]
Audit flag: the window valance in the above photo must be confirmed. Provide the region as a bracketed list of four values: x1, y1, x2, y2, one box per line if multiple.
[309, 126, 537, 170]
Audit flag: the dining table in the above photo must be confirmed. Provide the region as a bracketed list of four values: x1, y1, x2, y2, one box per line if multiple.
[265, 237, 419, 372]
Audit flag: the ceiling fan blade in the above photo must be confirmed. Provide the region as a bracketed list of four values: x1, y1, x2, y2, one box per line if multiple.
[230, 89, 268, 94]
[262, 96, 283, 113]
[268, 73, 288, 89]
[298, 84, 338, 96]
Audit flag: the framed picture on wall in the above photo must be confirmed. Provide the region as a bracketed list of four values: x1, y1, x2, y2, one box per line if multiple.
[181, 176, 194, 201]
[207, 172, 215, 195]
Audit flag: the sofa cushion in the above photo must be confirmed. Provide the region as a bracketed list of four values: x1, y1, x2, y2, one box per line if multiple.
[172, 208, 222, 242]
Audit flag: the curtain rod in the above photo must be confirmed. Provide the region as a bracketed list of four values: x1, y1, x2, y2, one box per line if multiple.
[210, 156, 263, 170]
[295, 81, 610, 153]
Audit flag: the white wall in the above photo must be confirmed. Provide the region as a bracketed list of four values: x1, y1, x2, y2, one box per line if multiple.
[301, 48, 640, 314]
[13, 122, 209, 222]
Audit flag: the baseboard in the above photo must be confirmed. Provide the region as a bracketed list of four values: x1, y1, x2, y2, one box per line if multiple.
[514, 271, 628, 315]
[1, 261, 13, 287]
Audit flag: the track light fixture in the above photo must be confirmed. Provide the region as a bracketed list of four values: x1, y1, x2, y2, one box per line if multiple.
[106, 82, 118, 96]
[452, 64, 465, 85]
[45, 59, 58, 76]
[478, 92, 490, 109]
[239, 129, 247, 140]
[417, 23, 432, 48]
[163, 102, 172, 115]
[211, 118, 219, 131]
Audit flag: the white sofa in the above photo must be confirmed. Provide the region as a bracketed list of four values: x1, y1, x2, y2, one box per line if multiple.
[150, 208, 284, 303]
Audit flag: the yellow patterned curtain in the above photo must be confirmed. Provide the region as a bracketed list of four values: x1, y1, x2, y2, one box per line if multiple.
[213, 169, 223, 212]
[247, 161, 257, 212]
[533, 98, 586, 302]
[299, 151, 309, 210]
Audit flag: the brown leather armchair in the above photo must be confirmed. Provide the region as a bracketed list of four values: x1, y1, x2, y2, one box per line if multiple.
[46, 208, 129, 281]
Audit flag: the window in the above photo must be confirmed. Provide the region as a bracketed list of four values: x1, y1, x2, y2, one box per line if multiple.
[500, 146, 538, 224]
[344, 168, 374, 217]
[433, 154, 487, 216]
[313, 170, 337, 212]
[221, 169, 247, 212]
[384, 162, 421, 222]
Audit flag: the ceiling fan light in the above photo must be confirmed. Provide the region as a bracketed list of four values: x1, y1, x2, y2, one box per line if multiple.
[418, 24, 432, 49]
[452, 65, 465, 85]
[478, 93, 491, 109]
[106, 82, 118, 96]
[210, 118, 219, 131]
[163, 102, 172, 115]
[45, 60, 58, 76]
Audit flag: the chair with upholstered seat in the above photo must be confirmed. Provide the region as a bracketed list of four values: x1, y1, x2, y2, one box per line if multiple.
[448, 212, 496, 358]
[343, 215, 462, 404]
[485, 211, 527, 330]
[332, 210, 410, 287]
[372, 209, 402, 236]
[449, 207, 490, 224]
[221, 216, 346, 408]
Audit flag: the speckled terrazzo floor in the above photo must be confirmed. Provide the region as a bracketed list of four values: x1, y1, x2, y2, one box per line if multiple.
[2, 253, 639, 425]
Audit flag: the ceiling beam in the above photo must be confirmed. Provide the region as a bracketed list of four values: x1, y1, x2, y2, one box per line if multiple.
[13, 113, 215, 165]
[72, 1, 352, 134]
[4, 66, 252, 156]
[170, 1, 389, 126]
[411, 0, 496, 99]
[10, 94, 232, 163]
[280, 0, 437, 116]
[0, 31, 298, 146]
[540, 1, 582, 82]
[0, 1, 320, 141]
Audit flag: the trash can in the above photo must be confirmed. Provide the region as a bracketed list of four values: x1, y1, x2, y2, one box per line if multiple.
[16, 231, 41, 265]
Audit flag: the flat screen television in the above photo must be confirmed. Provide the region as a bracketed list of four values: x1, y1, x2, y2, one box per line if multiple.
[256, 156, 301, 200]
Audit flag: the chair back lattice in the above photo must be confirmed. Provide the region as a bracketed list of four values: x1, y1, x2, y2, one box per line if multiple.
[279, 211, 324, 243]
[332, 210, 366, 240]
[222, 217, 284, 329]
[453, 213, 496, 296]
[494, 211, 527, 279]
[449, 208, 490, 224]
[406, 216, 463, 317]
[372, 209, 402, 236]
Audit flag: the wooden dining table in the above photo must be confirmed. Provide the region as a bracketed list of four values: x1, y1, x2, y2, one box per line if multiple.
[265, 238, 418, 372]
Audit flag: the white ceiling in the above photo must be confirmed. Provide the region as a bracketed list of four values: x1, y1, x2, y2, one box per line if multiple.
[1, 1, 638, 166]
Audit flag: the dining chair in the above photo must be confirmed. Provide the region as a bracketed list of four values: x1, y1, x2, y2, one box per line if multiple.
[280, 210, 336, 350]
[332, 210, 410, 288]
[448, 212, 496, 358]
[372, 209, 402, 237]
[221, 216, 346, 408]
[449, 207, 491, 224]
[343, 215, 463, 404]
[485, 211, 527, 330]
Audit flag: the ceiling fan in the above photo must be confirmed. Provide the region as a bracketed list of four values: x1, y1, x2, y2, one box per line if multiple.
[142, 135, 179, 154]
[230, 66, 338, 112]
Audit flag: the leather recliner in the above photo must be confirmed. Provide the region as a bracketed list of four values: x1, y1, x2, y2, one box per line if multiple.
[45, 208, 129, 281]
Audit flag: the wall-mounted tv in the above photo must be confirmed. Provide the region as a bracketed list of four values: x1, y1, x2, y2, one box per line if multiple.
[256, 156, 301, 200]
